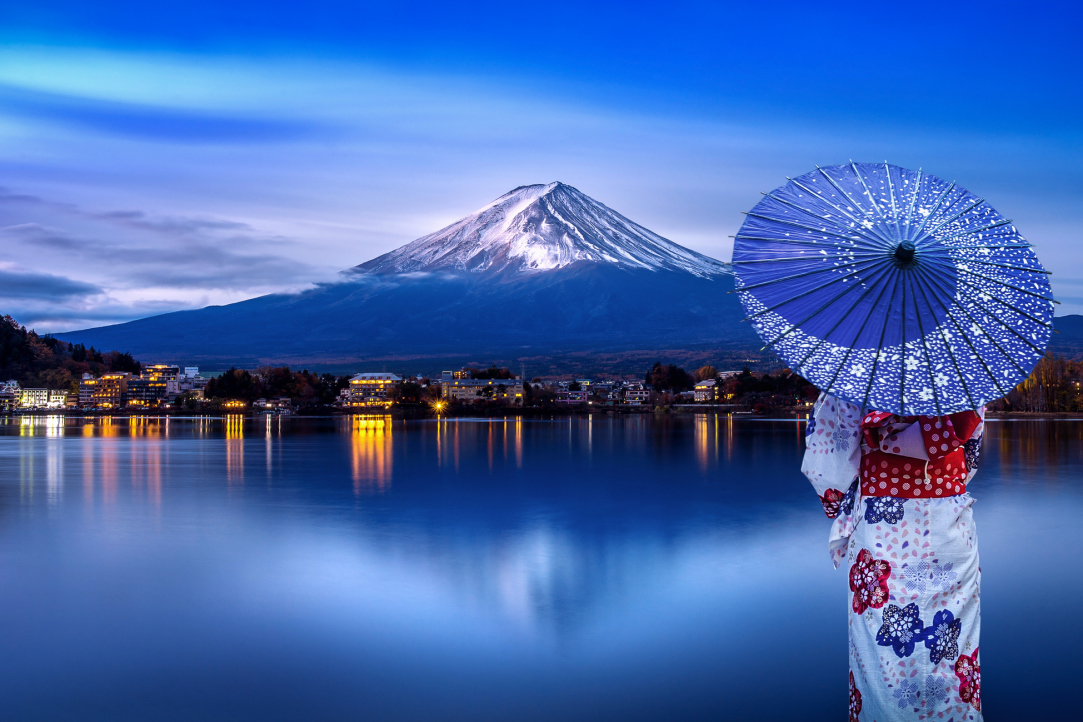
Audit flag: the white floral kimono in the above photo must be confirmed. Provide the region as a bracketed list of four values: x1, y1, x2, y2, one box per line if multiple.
[802, 393, 984, 721]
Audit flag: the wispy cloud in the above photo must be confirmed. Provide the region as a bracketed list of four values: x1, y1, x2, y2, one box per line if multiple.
[0, 267, 102, 300]
[0, 82, 326, 143]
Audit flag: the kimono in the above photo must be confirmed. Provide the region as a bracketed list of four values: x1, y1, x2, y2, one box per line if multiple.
[802, 393, 984, 721]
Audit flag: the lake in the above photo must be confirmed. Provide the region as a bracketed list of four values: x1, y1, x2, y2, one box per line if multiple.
[0, 413, 1080, 720]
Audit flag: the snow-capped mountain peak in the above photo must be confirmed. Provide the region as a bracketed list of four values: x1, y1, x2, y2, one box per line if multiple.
[355, 182, 729, 278]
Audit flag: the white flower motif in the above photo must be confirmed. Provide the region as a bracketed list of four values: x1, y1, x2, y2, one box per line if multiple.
[930, 562, 957, 590]
[924, 675, 948, 707]
[893, 678, 921, 709]
[902, 559, 929, 593]
[934, 373, 950, 387]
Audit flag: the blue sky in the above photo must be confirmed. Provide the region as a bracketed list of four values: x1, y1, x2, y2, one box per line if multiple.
[1, 0, 1081, 330]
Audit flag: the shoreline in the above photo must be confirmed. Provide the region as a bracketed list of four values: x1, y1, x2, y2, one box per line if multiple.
[3, 408, 1079, 421]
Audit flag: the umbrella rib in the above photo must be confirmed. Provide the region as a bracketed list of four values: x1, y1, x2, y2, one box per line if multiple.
[902, 168, 923, 241]
[938, 243, 1033, 251]
[953, 276, 1053, 330]
[767, 189, 889, 249]
[787, 178, 868, 226]
[934, 218, 1013, 242]
[949, 303, 1027, 377]
[860, 268, 902, 409]
[733, 259, 877, 293]
[732, 252, 886, 264]
[908, 270, 978, 410]
[758, 263, 897, 349]
[851, 161, 890, 224]
[931, 275, 1028, 379]
[911, 264, 1010, 399]
[925, 259, 1057, 303]
[734, 234, 868, 250]
[899, 271, 908, 411]
[923, 197, 986, 239]
[791, 264, 898, 379]
[884, 162, 903, 242]
[904, 272, 943, 415]
[823, 267, 898, 401]
[815, 167, 897, 246]
[744, 259, 888, 321]
[744, 212, 883, 246]
[952, 258, 1051, 275]
[908, 181, 956, 240]
[789, 177, 899, 246]
[914, 254, 1057, 303]
[948, 281, 1051, 355]
[942, 306, 1010, 400]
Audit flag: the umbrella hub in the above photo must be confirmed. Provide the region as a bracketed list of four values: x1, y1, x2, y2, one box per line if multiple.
[893, 241, 917, 266]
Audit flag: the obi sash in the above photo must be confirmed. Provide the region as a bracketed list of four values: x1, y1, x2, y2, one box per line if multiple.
[858, 410, 981, 498]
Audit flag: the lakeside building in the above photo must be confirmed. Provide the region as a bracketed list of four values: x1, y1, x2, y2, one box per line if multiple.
[556, 389, 588, 404]
[0, 380, 17, 411]
[346, 373, 403, 408]
[0, 381, 68, 410]
[128, 377, 169, 407]
[253, 397, 293, 414]
[79, 372, 131, 409]
[694, 379, 718, 403]
[75, 365, 206, 409]
[18, 389, 68, 409]
[623, 383, 650, 405]
[443, 377, 524, 405]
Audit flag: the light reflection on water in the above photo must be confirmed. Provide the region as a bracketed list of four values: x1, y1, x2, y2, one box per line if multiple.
[0, 414, 1079, 720]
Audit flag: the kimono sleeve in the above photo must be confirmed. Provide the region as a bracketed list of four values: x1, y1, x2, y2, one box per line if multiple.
[961, 407, 985, 483]
[801, 392, 862, 518]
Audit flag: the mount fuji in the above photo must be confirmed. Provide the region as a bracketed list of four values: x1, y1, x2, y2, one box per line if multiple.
[60, 183, 761, 373]
[358, 182, 728, 277]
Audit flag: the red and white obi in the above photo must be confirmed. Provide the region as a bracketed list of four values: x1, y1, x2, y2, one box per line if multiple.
[858, 410, 983, 499]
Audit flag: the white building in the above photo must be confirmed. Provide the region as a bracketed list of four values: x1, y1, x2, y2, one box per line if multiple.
[694, 379, 718, 403]
[346, 373, 403, 408]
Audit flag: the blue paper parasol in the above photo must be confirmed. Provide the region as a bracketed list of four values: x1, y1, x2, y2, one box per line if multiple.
[731, 162, 1055, 415]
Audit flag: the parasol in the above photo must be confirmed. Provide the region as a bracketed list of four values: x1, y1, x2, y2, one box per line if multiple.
[731, 162, 1055, 415]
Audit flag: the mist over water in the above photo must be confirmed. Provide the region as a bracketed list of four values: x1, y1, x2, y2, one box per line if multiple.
[0, 414, 1079, 720]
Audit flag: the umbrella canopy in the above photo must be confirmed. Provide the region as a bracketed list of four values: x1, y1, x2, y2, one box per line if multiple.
[732, 162, 1055, 415]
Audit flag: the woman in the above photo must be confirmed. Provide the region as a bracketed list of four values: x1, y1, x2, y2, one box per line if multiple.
[802, 393, 984, 721]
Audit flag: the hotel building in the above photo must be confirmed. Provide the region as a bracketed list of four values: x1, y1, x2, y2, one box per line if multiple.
[346, 373, 403, 408]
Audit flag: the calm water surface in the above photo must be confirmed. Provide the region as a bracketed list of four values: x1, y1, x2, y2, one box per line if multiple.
[1, 414, 1081, 720]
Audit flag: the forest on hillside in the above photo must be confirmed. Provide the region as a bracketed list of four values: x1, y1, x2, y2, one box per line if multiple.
[0, 315, 141, 391]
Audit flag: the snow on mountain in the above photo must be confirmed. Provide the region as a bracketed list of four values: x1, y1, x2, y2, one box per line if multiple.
[356, 182, 730, 278]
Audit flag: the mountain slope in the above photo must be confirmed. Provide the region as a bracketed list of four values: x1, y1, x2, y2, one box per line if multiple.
[357, 182, 728, 277]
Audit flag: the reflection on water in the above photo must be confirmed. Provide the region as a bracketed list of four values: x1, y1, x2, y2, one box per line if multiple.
[350, 414, 392, 493]
[226, 413, 244, 483]
[0, 414, 1080, 721]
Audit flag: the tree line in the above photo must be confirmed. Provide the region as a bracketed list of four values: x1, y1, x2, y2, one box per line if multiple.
[204, 367, 349, 406]
[0, 315, 141, 391]
[987, 355, 1083, 413]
